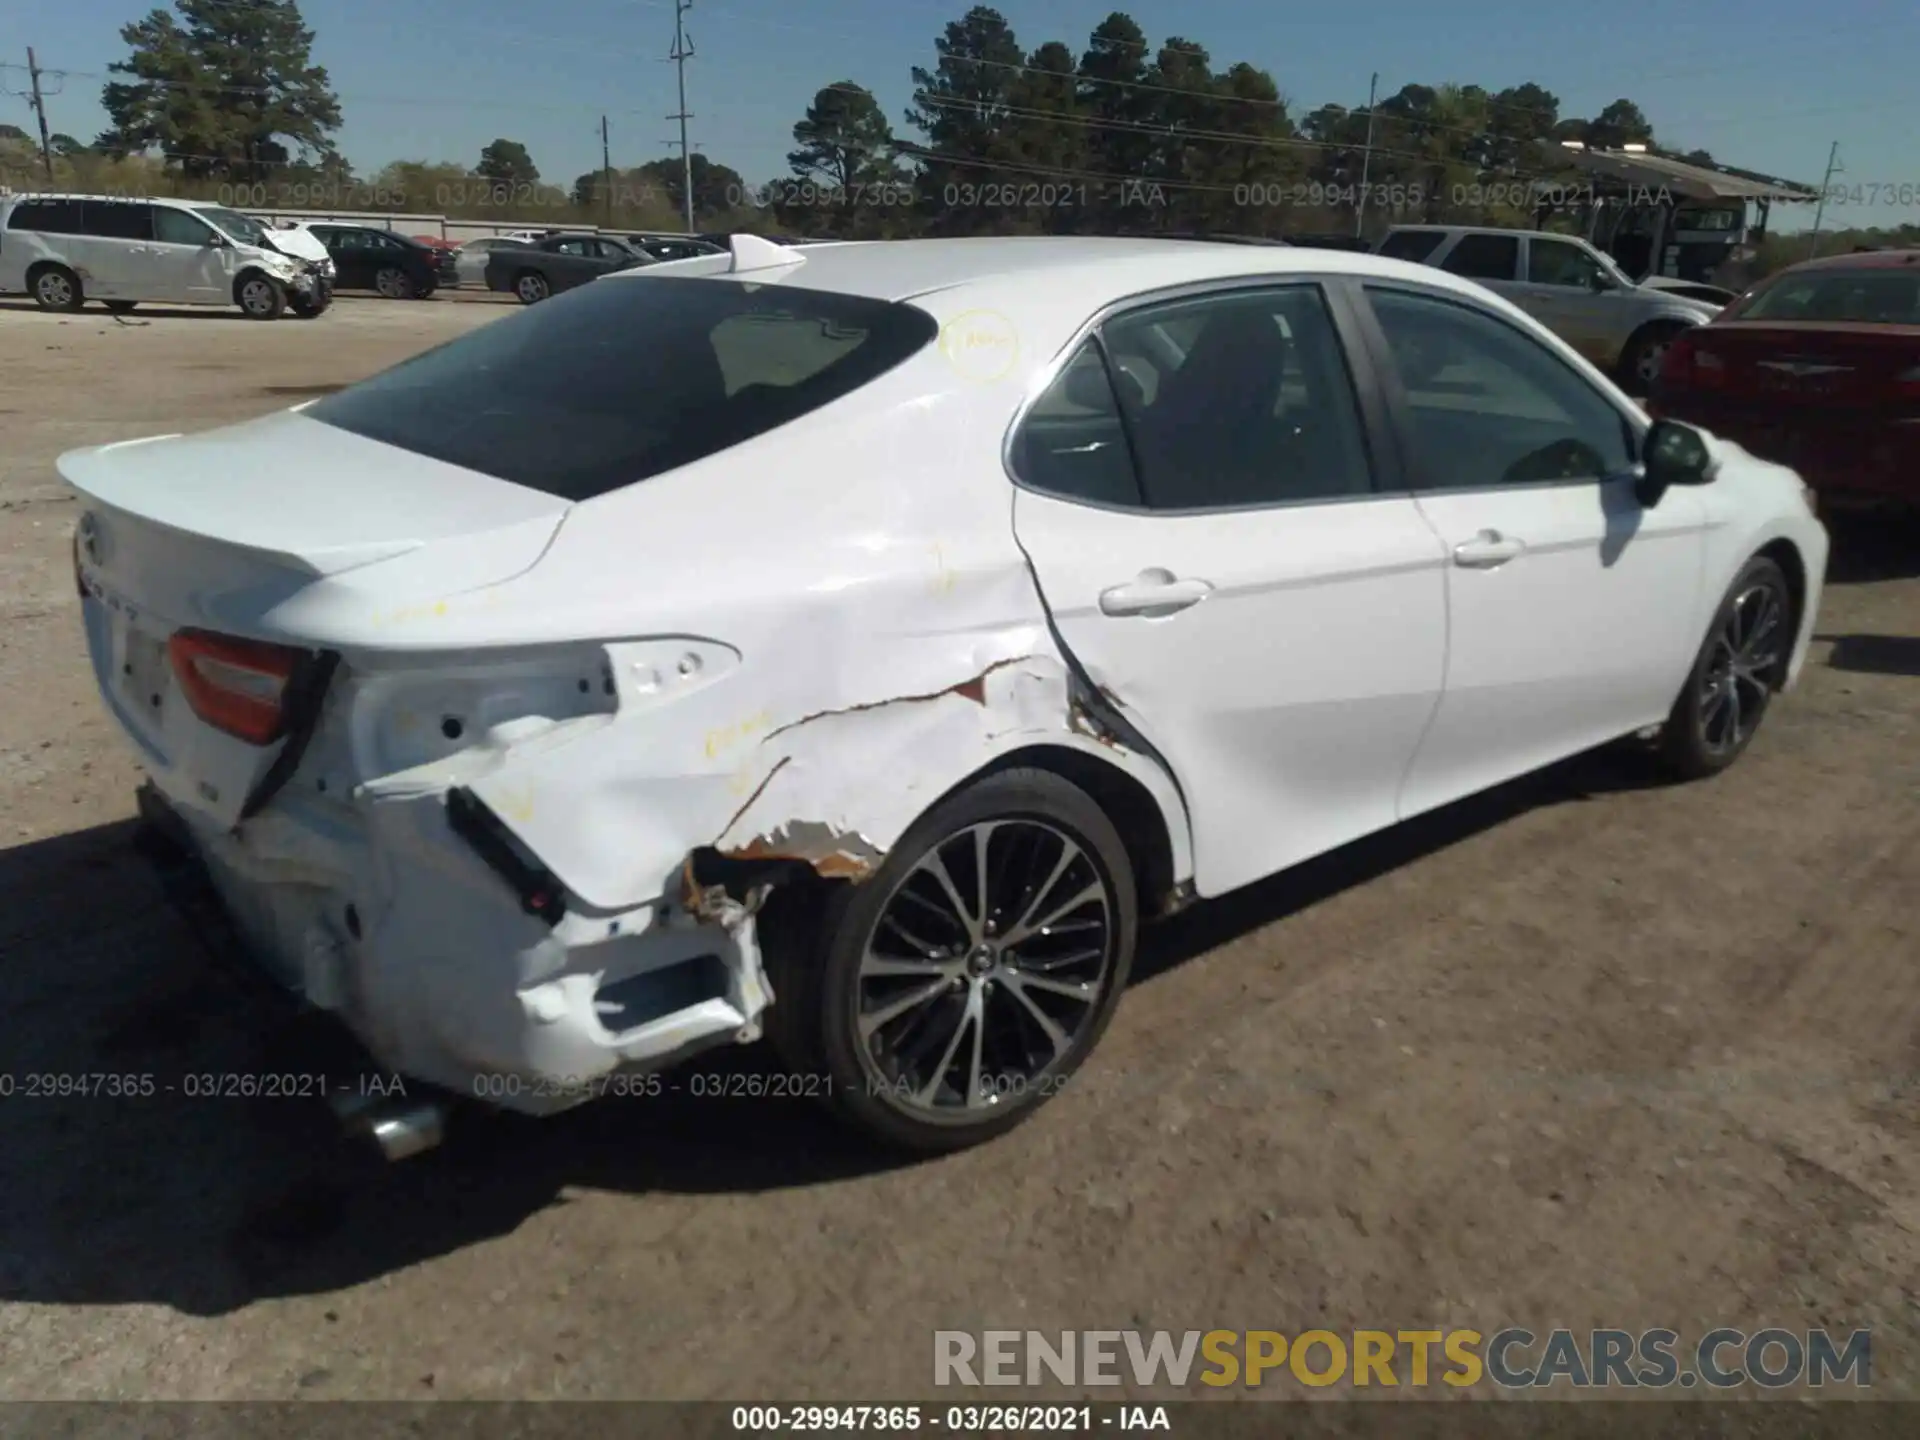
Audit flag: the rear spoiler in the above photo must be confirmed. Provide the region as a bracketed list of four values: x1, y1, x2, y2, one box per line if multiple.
[603, 232, 809, 281]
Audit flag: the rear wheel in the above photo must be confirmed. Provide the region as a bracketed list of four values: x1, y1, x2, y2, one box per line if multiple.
[236, 274, 286, 320]
[1655, 554, 1794, 780]
[30, 264, 83, 312]
[763, 767, 1137, 1153]
[374, 266, 415, 300]
[514, 271, 550, 305]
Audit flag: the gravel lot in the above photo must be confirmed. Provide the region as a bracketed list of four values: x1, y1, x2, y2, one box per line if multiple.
[0, 292, 1916, 1403]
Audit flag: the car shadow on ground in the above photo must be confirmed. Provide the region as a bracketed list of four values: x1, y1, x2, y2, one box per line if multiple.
[0, 299, 253, 322]
[1825, 511, 1920, 583]
[0, 741, 1668, 1316]
[1814, 634, 1920, 678]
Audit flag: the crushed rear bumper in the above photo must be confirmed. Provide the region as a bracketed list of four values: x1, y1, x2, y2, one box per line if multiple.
[129, 778, 769, 1117]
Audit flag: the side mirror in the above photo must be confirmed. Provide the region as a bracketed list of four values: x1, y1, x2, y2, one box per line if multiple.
[1589, 268, 1616, 292]
[203, 233, 227, 248]
[1635, 419, 1714, 506]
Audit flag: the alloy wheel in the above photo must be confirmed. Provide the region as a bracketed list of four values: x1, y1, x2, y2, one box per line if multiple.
[853, 819, 1116, 1123]
[1698, 577, 1786, 755]
[36, 272, 73, 308]
[516, 274, 549, 304]
[376, 267, 410, 299]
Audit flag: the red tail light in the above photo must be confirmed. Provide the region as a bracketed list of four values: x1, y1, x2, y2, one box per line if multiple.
[1660, 332, 1725, 390]
[167, 629, 301, 745]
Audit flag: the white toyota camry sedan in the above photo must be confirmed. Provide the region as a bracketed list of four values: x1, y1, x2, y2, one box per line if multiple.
[63, 233, 1829, 1156]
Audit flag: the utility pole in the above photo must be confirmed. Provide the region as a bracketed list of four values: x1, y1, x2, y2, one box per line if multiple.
[600, 114, 613, 228]
[1806, 140, 1841, 259]
[26, 48, 56, 183]
[668, 0, 695, 233]
[1352, 71, 1378, 239]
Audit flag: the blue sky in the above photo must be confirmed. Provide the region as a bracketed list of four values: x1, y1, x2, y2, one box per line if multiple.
[7, 0, 1918, 231]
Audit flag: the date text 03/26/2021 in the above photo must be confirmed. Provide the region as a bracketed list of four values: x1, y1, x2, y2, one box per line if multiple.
[730, 1406, 1168, 1433]
[0, 1072, 406, 1101]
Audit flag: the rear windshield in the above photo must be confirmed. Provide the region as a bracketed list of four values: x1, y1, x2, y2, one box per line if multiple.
[1739, 269, 1920, 325]
[307, 277, 939, 500]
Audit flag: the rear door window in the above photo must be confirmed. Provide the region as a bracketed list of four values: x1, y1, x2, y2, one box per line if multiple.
[1009, 342, 1142, 508]
[83, 201, 154, 240]
[1378, 230, 1447, 263]
[307, 277, 940, 500]
[1441, 233, 1521, 281]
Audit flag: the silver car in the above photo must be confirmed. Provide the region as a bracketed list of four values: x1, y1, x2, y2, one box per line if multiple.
[1375, 225, 1721, 390]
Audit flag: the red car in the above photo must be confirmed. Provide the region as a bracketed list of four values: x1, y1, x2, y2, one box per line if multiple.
[1652, 248, 1920, 511]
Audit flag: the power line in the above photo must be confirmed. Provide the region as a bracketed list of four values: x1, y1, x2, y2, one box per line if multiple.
[907, 90, 1569, 181]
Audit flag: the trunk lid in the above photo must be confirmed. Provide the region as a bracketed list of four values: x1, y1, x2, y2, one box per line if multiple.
[62, 408, 573, 828]
[1680, 322, 1920, 407]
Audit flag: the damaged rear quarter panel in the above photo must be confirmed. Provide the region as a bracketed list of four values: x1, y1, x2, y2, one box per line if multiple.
[415, 327, 1195, 914]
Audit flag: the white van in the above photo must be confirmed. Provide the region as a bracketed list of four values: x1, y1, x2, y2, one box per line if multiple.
[0, 194, 335, 319]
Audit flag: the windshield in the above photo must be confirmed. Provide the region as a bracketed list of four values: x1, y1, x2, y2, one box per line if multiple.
[197, 207, 268, 246]
[307, 276, 940, 501]
[1739, 268, 1920, 325]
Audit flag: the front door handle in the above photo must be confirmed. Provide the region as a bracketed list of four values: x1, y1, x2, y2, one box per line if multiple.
[1098, 568, 1215, 617]
[1452, 529, 1527, 568]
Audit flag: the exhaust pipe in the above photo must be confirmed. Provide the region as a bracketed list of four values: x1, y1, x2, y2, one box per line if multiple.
[332, 1090, 448, 1161]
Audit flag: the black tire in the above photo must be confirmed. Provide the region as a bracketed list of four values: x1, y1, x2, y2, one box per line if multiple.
[374, 266, 416, 300]
[29, 264, 83, 312]
[762, 767, 1138, 1153]
[102, 300, 138, 315]
[1655, 554, 1794, 781]
[414, 280, 437, 300]
[513, 270, 550, 305]
[236, 273, 287, 320]
[1619, 321, 1688, 394]
[289, 294, 329, 319]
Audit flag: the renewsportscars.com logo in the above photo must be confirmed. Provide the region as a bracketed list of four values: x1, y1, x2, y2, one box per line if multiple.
[933, 1328, 1872, 1390]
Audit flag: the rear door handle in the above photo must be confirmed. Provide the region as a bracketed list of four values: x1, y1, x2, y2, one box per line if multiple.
[1452, 529, 1527, 568]
[1098, 569, 1214, 617]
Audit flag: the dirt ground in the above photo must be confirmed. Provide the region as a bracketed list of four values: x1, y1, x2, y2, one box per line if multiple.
[0, 291, 1916, 1404]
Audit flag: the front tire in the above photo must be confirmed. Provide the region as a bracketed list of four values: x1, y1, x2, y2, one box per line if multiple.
[30, 264, 83, 312]
[236, 274, 287, 320]
[764, 767, 1138, 1153]
[1620, 322, 1687, 393]
[1656, 555, 1794, 780]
